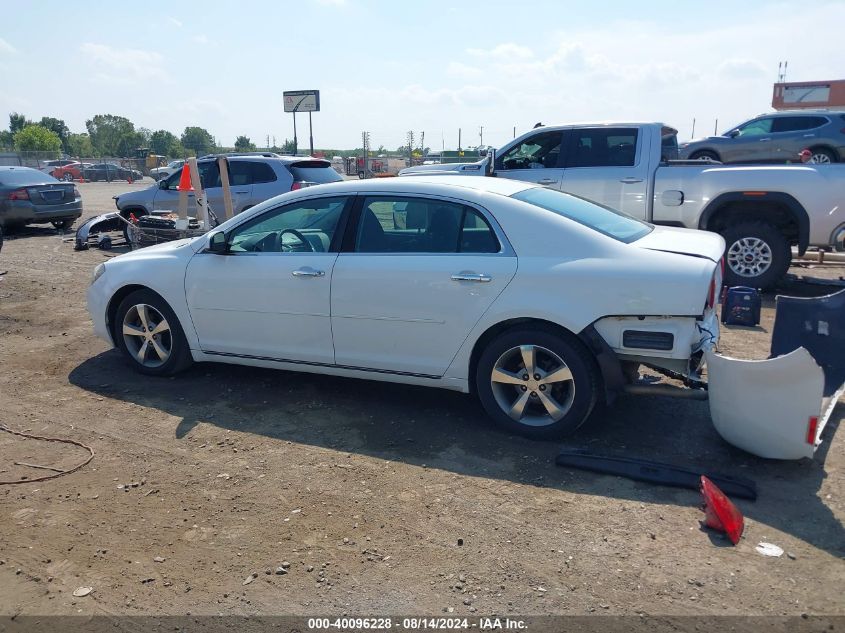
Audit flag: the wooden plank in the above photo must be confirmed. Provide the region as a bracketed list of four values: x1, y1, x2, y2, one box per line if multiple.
[217, 156, 234, 220]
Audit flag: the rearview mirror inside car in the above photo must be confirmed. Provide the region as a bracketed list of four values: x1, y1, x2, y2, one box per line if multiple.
[207, 231, 228, 254]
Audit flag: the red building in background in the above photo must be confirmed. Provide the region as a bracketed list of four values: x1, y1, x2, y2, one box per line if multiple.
[772, 80, 845, 111]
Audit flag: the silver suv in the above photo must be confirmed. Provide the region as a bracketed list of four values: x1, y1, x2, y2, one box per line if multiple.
[114, 153, 342, 221]
[679, 110, 845, 164]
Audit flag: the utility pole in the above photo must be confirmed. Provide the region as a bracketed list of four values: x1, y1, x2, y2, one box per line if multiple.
[361, 131, 370, 176]
[691, 118, 696, 139]
[714, 119, 718, 135]
[513, 126, 516, 138]
[458, 128, 462, 151]
[420, 131, 424, 154]
[479, 125, 484, 147]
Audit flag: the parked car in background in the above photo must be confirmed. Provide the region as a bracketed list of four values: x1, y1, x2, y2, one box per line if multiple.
[82, 163, 143, 182]
[51, 161, 89, 182]
[679, 110, 845, 164]
[88, 176, 722, 439]
[150, 159, 185, 181]
[0, 166, 82, 246]
[113, 154, 342, 223]
[39, 159, 77, 175]
[400, 121, 845, 288]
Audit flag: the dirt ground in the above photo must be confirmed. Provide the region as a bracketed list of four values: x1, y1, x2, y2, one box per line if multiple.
[0, 180, 842, 619]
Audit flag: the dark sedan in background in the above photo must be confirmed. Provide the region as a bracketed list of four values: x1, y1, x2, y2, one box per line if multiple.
[679, 110, 845, 164]
[0, 166, 82, 249]
[81, 163, 143, 182]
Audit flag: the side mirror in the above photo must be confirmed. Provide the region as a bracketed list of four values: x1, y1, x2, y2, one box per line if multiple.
[728, 129, 740, 138]
[159, 179, 168, 189]
[207, 230, 228, 254]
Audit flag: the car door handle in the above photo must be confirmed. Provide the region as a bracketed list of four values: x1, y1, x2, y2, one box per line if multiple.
[292, 267, 325, 278]
[759, 138, 771, 142]
[620, 177, 643, 184]
[451, 272, 492, 283]
[802, 134, 816, 138]
[234, 190, 249, 194]
[537, 178, 558, 185]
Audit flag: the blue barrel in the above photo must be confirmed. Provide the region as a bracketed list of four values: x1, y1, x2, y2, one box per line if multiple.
[721, 286, 761, 326]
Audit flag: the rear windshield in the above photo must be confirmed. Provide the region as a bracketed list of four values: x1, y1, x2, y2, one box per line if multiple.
[0, 167, 57, 186]
[511, 187, 652, 243]
[289, 163, 342, 184]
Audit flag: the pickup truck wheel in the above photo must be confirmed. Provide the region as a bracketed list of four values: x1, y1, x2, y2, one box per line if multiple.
[691, 150, 719, 161]
[476, 328, 599, 440]
[722, 221, 791, 289]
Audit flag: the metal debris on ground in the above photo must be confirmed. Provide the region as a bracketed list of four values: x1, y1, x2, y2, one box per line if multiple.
[756, 542, 784, 557]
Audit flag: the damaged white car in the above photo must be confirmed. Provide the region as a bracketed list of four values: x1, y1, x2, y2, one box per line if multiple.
[88, 176, 725, 440]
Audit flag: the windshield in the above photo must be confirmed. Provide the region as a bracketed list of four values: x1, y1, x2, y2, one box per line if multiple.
[511, 187, 652, 243]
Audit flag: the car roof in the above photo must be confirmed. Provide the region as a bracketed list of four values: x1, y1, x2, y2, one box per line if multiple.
[754, 110, 835, 117]
[198, 154, 330, 165]
[295, 175, 536, 199]
[0, 165, 40, 172]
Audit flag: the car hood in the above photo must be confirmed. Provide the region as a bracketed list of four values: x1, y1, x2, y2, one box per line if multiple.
[634, 225, 724, 263]
[399, 160, 488, 176]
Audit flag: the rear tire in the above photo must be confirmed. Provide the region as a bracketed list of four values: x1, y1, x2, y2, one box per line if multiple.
[112, 289, 193, 376]
[475, 327, 600, 440]
[722, 221, 791, 289]
[809, 147, 836, 164]
[690, 150, 720, 161]
[62, 172, 74, 182]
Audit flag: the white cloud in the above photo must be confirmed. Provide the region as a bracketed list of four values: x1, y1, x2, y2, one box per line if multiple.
[467, 42, 534, 61]
[192, 34, 209, 44]
[79, 42, 170, 84]
[0, 37, 16, 54]
[314, 0, 347, 5]
[446, 62, 482, 79]
[167, 16, 183, 27]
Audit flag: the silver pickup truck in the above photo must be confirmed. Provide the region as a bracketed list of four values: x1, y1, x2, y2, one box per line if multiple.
[400, 122, 845, 288]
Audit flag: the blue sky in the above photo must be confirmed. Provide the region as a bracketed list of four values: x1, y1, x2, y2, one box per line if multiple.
[1, 0, 843, 150]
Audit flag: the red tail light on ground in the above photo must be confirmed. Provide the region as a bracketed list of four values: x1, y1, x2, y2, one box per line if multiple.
[700, 475, 744, 544]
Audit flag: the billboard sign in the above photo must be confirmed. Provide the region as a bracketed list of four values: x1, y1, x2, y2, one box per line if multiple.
[283, 90, 320, 113]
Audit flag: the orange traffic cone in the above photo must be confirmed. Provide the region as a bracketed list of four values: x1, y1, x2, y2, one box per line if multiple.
[700, 475, 744, 544]
[177, 163, 193, 192]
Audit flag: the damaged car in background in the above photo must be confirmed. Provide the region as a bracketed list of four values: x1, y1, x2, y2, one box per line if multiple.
[86, 177, 841, 460]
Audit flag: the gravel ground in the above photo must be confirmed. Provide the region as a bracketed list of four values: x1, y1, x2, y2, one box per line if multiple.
[0, 180, 842, 618]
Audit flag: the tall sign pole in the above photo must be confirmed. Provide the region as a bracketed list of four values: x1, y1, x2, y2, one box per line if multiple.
[283, 90, 320, 158]
[309, 112, 314, 156]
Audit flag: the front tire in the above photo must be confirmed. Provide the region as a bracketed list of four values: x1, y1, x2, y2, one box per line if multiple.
[113, 289, 193, 376]
[475, 327, 600, 440]
[722, 221, 791, 289]
[63, 172, 74, 182]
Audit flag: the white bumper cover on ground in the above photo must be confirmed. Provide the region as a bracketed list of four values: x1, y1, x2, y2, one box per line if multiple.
[706, 348, 843, 460]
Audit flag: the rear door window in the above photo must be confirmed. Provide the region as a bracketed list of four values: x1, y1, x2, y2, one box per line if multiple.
[249, 162, 277, 184]
[228, 161, 253, 186]
[567, 128, 639, 167]
[289, 162, 342, 184]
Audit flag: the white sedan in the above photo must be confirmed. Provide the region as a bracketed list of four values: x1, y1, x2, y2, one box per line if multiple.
[87, 176, 723, 439]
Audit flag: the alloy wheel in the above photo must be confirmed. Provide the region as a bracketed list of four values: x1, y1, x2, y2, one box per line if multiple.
[810, 152, 831, 164]
[489, 344, 575, 427]
[122, 303, 172, 368]
[726, 237, 772, 278]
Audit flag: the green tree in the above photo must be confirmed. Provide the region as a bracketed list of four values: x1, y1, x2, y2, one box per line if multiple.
[0, 130, 12, 149]
[85, 114, 136, 156]
[38, 117, 70, 152]
[280, 138, 296, 154]
[149, 129, 179, 156]
[115, 132, 147, 157]
[66, 133, 94, 157]
[234, 135, 256, 152]
[14, 125, 62, 152]
[9, 112, 29, 134]
[181, 126, 215, 156]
